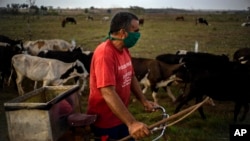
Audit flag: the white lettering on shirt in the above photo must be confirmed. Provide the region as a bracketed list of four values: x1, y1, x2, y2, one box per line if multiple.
[118, 61, 132, 87]
[118, 61, 132, 70]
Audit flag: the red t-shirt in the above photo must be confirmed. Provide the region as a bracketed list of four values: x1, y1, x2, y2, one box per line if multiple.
[87, 40, 133, 128]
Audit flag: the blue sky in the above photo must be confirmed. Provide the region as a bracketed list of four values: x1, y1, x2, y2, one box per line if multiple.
[0, 0, 249, 10]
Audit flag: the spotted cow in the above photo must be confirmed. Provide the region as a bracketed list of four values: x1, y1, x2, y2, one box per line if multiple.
[10, 54, 89, 95]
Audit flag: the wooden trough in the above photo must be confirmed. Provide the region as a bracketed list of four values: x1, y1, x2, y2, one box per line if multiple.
[4, 85, 81, 141]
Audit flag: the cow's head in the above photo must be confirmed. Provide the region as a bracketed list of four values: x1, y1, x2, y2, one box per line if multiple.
[60, 60, 89, 80]
[60, 60, 89, 92]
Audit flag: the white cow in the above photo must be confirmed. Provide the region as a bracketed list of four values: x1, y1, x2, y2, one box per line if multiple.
[23, 39, 75, 55]
[9, 54, 89, 95]
[241, 22, 250, 27]
[101, 16, 110, 23]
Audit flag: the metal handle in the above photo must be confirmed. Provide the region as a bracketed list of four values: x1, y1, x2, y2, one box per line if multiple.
[151, 106, 169, 141]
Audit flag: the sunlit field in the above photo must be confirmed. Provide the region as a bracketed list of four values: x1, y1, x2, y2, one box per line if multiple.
[1, 10, 250, 141]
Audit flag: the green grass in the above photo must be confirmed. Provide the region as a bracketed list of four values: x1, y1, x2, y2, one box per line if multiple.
[1, 12, 250, 141]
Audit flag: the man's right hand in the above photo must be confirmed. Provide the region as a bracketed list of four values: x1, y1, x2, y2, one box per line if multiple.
[128, 121, 151, 140]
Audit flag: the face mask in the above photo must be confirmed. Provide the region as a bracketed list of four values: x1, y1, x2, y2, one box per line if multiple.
[123, 32, 140, 48]
[104, 32, 140, 48]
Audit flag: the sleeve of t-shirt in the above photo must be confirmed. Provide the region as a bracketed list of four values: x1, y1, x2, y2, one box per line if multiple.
[94, 53, 116, 88]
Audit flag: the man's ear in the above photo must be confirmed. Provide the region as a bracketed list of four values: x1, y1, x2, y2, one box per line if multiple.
[119, 29, 127, 39]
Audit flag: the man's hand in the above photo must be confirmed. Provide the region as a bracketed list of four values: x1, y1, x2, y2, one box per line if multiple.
[143, 100, 159, 112]
[128, 121, 150, 140]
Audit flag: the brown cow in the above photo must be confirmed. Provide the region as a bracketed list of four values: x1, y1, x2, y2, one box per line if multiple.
[139, 18, 144, 26]
[175, 16, 184, 21]
[132, 57, 183, 103]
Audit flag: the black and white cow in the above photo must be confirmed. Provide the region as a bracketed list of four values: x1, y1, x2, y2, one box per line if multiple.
[233, 47, 250, 65]
[37, 47, 93, 73]
[36, 48, 93, 90]
[132, 57, 184, 103]
[156, 52, 229, 82]
[0, 35, 23, 49]
[65, 17, 77, 24]
[0, 35, 24, 89]
[157, 51, 250, 122]
[10, 54, 89, 95]
[156, 52, 230, 106]
[241, 22, 250, 27]
[196, 17, 209, 26]
[174, 60, 250, 122]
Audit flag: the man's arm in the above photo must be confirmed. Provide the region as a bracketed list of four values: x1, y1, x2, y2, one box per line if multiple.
[130, 75, 157, 111]
[100, 86, 150, 139]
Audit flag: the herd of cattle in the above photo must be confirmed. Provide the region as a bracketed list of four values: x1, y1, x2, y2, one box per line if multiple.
[1, 35, 250, 122]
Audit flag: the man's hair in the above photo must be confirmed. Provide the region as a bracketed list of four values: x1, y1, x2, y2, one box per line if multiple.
[109, 12, 138, 34]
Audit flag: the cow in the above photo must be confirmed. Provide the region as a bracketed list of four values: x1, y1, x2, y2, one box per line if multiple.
[0, 45, 21, 89]
[175, 16, 184, 21]
[0, 35, 23, 49]
[241, 22, 250, 27]
[196, 17, 208, 26]
[0, 35, 24, 89]
[233, 47, 250, 65]
[132, 57, 184, 103]
[102, 16, 109, 22]
[37, 47, 93, 73]
[156, 51, 250, 122]
[23, 39, 75, 56]
[86, 15, 94, 21]
[10, 54, 89, 95]
[156, 52, 230, 106]
[156, 52, 230, 82]
[174, 60, 250, 122]
[65, 17, 77, 24]
[62, 19, 66, 27]
[36, 48, 93, 90]
[61, 17, 77, 27]
[139, 18, 144, 26]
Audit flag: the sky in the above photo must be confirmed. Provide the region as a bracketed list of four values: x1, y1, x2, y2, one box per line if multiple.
[0, 0, 250, 10]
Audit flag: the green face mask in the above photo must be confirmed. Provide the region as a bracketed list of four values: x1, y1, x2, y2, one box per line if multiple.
[104, 32, 140, 48]
[123, 32, 141, 48]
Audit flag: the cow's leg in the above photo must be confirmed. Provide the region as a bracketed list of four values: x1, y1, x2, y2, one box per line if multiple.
[142, 85, 148, 94]
[234, 103, 242, 122]
[42, 80, 50, 87]
[79, 78, 86, 93]
[140, 73, 150, 94]
[34, 81, 38, 89]
[0, 72, 4, 89]
[151, 86, 159, 103]
[196, 96, 206, 120]
[74, 76, 80, 84]
[174, 93, 195, 113]
[240, 103, 249, 121]
[152, 91, 158, 103]
[166, 86, 176, 102]
[15, 72, 24, 95]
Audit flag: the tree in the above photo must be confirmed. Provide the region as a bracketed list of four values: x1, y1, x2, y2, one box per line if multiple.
[107, 9, 111, 14]
[40, 5, 48, 15]
[20, 3, 29, 9]
[84, 8, 89, 13]
[30, 5, 39, 14]
[129, 6, 145, 15]
[11, 3, 20, 14]
[26, 0, 36, 7]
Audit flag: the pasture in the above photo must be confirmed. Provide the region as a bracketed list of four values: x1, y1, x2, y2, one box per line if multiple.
[1, 11, 250, 141]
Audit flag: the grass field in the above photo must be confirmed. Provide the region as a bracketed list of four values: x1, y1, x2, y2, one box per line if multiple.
[0, 11, 250, 141]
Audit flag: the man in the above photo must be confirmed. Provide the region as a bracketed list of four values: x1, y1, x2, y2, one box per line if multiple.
[87, 12, 158, 140]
